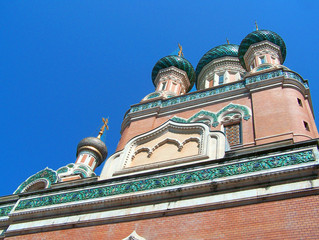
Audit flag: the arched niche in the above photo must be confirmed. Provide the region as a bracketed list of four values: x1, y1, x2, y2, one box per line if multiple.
[100, 121, 227, 179]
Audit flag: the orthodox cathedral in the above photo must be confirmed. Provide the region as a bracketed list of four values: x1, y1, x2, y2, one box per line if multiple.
[1, 27, 319, 239]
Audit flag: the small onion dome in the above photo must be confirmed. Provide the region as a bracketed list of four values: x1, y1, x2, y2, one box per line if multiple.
[76, 137, 107, 167]
[151, 55, 195, 92]
[195, 44, 239, 88]
[238, 29, 286, 71]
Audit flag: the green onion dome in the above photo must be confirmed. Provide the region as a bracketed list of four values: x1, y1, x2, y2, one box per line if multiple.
[195, 44, 239, 89]
[238, 30, 286, 70]
[151, 55, 195, 92]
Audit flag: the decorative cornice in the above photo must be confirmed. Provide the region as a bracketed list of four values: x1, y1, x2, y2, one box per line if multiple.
[125, 69, 308, 119]
[0, 205, 13, 218]
[13, 149, 315, 211]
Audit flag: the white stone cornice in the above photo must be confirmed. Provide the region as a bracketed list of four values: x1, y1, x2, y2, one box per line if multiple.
[6, 168, 319, 236]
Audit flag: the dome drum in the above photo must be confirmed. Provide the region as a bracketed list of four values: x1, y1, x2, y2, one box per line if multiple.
[154, 66, 190, 95]
[197, 57, 245, 90]
[196, 44, 245, 90]
[243, 40, 283, 71]
[152, 55, 195, 93]
[238, 30, 286, 71]
[76, 137, 108, 167]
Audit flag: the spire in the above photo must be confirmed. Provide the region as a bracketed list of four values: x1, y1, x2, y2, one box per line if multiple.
[255, 21, 259, 31]
[178, 43, 184, 57]
[97, 118, 109, 139]
[226, 38, 230, 44]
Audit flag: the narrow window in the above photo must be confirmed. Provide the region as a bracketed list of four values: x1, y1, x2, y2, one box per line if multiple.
[161, 82, 166, 91]
[172, 82, 177, 91]
[218, 74, 224, 85]
[297, 98, 303, 107]
[250, 62, 255, 70]
[304, 121, 310, 131]
[209, 79, 214, 87]
[259, 56, 266, 64]
[224, 122, 241, 146]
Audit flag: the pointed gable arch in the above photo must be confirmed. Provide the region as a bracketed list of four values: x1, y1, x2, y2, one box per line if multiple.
[14, 168, 58, 194]
[101, 120, 227, 178]
[171, 103, 251, 127]
[122, 230, 146, 240]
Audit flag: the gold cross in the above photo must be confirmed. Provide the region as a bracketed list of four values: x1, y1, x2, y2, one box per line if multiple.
[255, 21, 259, 31]
[178, 43, 184, 57]
[97, 118, 109, 139]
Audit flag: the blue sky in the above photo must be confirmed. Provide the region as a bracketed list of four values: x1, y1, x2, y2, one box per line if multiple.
[1, 1, 319, 196]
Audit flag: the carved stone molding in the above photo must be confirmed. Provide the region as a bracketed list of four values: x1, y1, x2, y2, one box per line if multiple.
[171, 103, 251, 127]
[122, 231, 146, 240]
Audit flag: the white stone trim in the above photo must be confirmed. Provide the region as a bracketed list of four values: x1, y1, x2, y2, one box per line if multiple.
[10, 146, 318, 219]
[197, 56, 246, 90]
[244, 41, 282, 71]
[21, 179, 49, 193]
[102, 121, 226, 179]
[154, 66, 190, 92]
[6, 178, 319, 235]
[122, 231, 146, 240]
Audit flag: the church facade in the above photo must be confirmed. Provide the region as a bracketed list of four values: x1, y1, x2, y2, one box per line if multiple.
[1, 28, 319, 239]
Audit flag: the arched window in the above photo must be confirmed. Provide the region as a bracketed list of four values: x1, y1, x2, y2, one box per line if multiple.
[218, 74, 224, 85]
[259, 56, 266, 64]
[221, 112, 242, 147]
[23, 180, 48, 193]
[224, 122, 241, 146]
[161, 81, 167, 91]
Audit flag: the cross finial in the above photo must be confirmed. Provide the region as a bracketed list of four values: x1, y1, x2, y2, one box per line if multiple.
[178, 43, 184, 57]
[226, 38, 230, 44]
[97, 118, 109, 139]
[255, 21, 259, 31]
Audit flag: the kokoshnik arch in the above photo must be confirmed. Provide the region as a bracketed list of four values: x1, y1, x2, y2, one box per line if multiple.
[1, 28, 319, 239]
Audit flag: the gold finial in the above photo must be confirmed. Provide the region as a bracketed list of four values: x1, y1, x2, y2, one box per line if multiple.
[226, 38, 230, 44]
[178, 43, 184, 57]
[255, 21, 259, 31]
[97, 118, 109, 139]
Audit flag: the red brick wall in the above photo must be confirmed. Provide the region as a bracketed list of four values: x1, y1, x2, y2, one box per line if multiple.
[7, 195, 319, 240]
[117, 86, 318, 152]
[252, 87, 318, 144]
[117, 97, 255, 151]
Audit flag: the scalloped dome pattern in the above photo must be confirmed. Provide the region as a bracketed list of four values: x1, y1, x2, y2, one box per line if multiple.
[238, 30, 286, 70]
[151, 55, 195, 92]
[195, 44, 239, 89]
